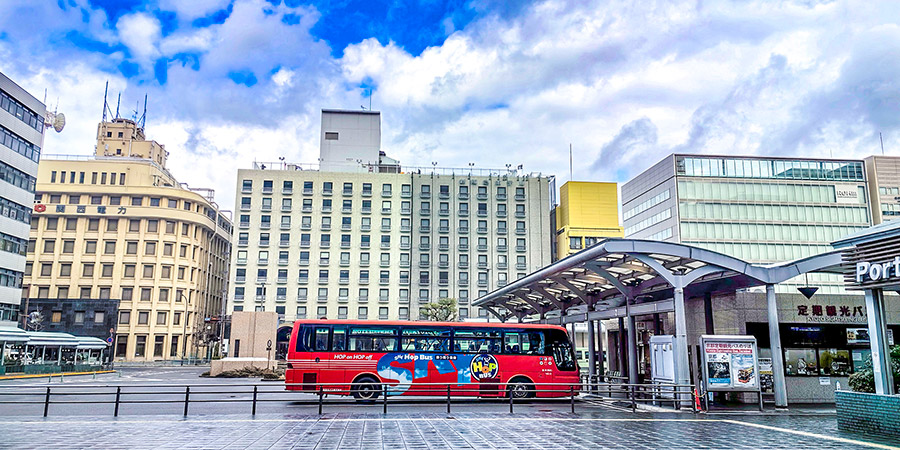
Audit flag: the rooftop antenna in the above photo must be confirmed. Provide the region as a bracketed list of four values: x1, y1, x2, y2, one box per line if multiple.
[569, 143, 573, 182]
[880, 132, 885, 155]
[369, 89, 372, 111]
[115, 92, 121, 119]
[138, 94, 147, 129]
[102, 81, 109, 122]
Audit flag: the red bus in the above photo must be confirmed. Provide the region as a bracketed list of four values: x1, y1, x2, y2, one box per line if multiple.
[286, 319, 580, 400]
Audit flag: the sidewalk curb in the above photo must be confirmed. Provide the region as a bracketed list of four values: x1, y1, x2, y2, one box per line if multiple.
[0, 370, 115, 381]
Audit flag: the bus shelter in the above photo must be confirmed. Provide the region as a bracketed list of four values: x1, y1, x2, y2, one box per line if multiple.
[473, 239, 843, 407]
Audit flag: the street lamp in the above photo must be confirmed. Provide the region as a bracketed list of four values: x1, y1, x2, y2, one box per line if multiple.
[179, 292, 189, 366]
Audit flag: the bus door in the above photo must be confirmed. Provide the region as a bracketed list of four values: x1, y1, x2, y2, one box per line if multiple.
[330, 326, 348, 390]
[547, 329, 579, 390]
[300, 325, 331, 391]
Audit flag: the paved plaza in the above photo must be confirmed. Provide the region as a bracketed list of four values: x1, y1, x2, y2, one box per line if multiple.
[2, 412, 898, 450]
[0, 368, 897, 450]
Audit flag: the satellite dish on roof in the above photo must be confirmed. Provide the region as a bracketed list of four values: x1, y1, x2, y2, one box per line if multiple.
[53, 113, 66, 132]
[44, 111, 66, 133]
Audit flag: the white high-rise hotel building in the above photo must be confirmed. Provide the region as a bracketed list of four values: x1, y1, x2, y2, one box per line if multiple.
[229, 110, 553, 322]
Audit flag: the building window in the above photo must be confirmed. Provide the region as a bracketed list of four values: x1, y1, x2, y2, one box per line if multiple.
[135, 336, 147, 357]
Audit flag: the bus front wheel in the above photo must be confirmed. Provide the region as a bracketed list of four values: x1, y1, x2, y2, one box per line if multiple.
[507, 377, 535, 399]
[352, 376, 381, 401]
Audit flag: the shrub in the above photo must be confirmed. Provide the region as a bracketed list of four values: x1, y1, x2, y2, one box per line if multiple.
[848, 345, 900, 393]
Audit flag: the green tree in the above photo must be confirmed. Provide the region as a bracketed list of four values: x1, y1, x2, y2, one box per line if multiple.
[419, 298, 458, 322]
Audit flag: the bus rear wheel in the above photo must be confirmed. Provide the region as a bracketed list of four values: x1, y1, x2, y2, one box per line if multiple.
[507, 377, 535, 399]
[352, 376, 381, 401]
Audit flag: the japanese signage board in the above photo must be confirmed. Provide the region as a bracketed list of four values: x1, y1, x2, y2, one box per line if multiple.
[33, 204, 119, 214]
[793, 303, 866, 324]
[700, 335, 761, 393]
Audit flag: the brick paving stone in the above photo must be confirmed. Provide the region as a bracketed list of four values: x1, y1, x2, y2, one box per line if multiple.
[0, 412, 894, 450]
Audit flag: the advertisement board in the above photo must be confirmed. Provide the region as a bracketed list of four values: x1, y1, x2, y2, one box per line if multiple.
[700, 335, 761, 393]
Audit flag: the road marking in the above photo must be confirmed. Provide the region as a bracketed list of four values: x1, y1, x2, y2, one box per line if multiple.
[722, 420, 900, 450]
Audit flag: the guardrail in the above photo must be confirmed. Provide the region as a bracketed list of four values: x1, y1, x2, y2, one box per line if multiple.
[0, 381, 697, 417]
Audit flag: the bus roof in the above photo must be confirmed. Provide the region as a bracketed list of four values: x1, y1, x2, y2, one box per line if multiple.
[291, 319, 567, 331]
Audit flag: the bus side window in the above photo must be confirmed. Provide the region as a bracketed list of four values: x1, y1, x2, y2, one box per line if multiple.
[314, 327, 330, 351]
[503, 332, 521, 354]
[333, 327, 347, 351]
[523, 331, 545, 355]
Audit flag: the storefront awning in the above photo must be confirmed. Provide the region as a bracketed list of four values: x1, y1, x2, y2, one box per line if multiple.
[75, 336, 108, 350]
[25, 331, 80, 347]
[0, 326, 30, 343]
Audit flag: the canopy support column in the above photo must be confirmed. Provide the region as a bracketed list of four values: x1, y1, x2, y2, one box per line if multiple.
[626, 298, 639, 385]
[587, 318, 596, 378]
[766, 284, 788, 407]
[673, 286, 690, 387]
[865, 288, 895, 395]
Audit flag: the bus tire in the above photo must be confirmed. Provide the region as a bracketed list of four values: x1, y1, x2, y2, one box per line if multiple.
[507, 376, 535, 399]
[351, 375, 381, 402]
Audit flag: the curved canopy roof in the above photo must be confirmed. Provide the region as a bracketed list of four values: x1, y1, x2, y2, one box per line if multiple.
[473, 239, 844, 323]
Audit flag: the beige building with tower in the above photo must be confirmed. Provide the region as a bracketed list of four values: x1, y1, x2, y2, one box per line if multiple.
[230, 109, 554, 324]
[23, 118, 232, 361]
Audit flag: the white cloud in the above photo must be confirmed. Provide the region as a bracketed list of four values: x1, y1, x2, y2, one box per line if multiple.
[5, 0, 900, 211]
[116, 13, 162, 66]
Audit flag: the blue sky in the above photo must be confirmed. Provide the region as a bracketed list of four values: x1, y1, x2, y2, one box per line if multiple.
[2, 0, 900, 209]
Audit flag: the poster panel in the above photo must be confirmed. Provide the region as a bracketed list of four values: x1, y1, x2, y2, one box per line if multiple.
[701, 336, 760, 392]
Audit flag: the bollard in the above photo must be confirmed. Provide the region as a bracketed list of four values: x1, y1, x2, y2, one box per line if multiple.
[318, 387, 323, 415]
[114, 387, 121, 417]
[252, 386, 258, 415]
[631, 385, 636, 412]
[183, 386, 190, 417]
[43, 387, 51, 417]
[60, 374, 64, 383]
[446, 386, 451, 414]
[570, 386, 575, 414]
[509, 387, 514, 414]
[383, 385, 388, 414]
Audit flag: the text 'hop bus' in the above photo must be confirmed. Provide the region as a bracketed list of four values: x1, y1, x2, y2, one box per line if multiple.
[286, 320, 580, 400]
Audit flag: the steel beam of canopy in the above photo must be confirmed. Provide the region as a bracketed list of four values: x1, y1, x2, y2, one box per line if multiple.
[513, 292, 548, 318]
[583, 262, 632, 298]
[552, 277, 591, 305]
[531, 285, 567, 311]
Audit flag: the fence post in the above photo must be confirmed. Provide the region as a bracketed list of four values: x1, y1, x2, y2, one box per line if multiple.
[183, 386, 190, 417]
[252, 385, 258, 415]
[382, 384, 387, 414]
[631, 385, 636, 412]
[446, 386, 451, 414]
[508, 386, 514, 414]
[114, 386, 121, 417]
[43, 387, 51, 417]
[318, 387, 323, 415]
[570, 386, 575, 414]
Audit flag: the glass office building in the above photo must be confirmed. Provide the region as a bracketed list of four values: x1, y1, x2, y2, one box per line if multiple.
[622, 154, 872, 293]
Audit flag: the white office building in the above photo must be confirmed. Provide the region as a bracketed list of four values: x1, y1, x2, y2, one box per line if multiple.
[0, 72, 46, 325]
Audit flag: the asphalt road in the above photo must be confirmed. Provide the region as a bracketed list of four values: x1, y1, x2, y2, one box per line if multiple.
[0, 367, 592, 417]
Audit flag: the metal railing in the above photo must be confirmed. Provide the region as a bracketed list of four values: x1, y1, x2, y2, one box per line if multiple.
[0, 380, 696, 417]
